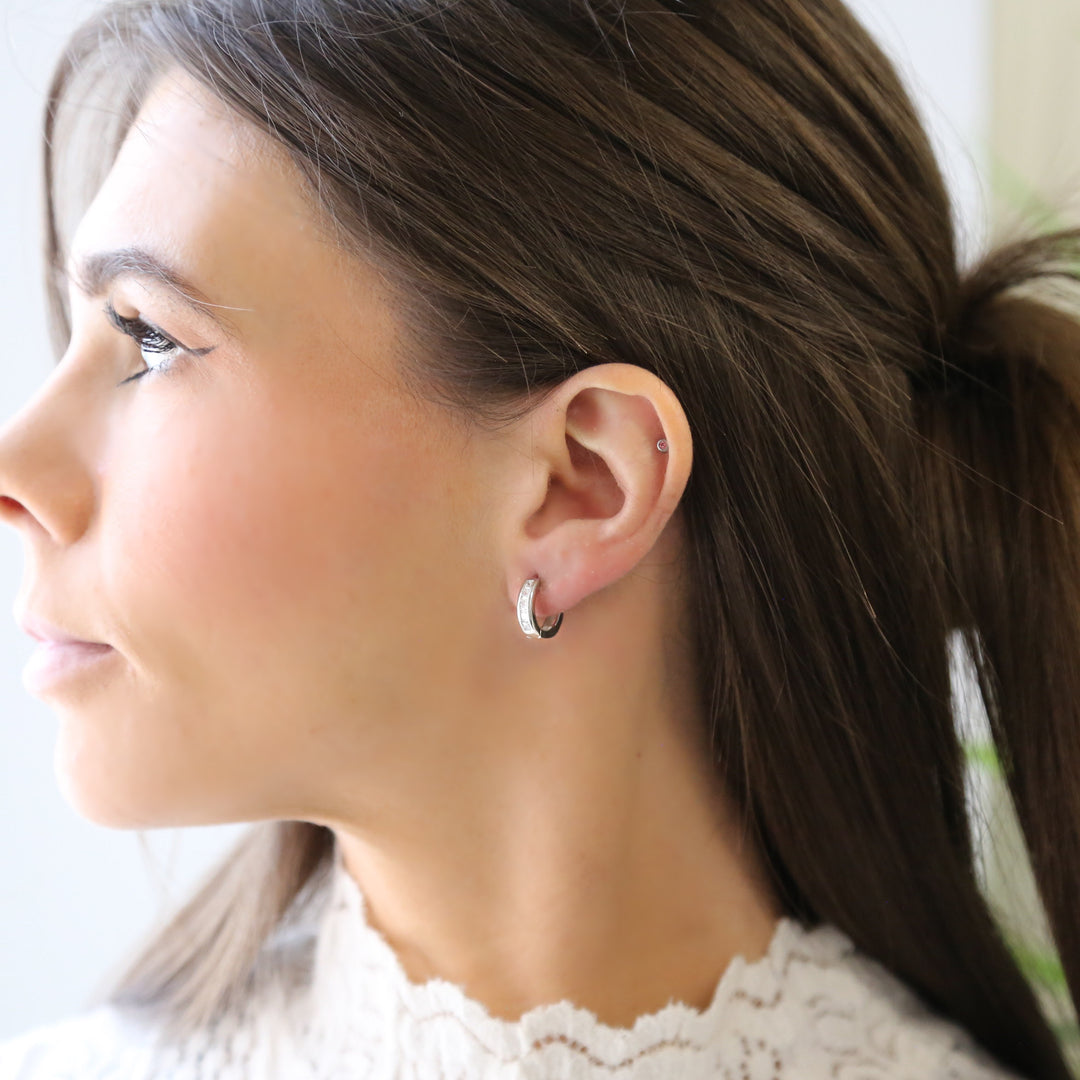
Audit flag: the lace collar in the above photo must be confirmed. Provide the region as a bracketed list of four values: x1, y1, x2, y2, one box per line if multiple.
[0, 847, 1018, 1078]
[297, 845, 873, 1076]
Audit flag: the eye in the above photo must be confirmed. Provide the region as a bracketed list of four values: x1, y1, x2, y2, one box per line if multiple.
[103, 300, 206, 384]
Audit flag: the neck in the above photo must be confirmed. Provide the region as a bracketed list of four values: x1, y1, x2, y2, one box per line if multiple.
[332, 683, 783, 1026]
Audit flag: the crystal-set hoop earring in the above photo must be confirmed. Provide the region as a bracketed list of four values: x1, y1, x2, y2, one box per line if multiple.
[517, 577, 563, 639]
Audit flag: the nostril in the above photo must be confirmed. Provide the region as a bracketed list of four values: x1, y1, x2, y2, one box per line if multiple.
[0, 495, 26, 520]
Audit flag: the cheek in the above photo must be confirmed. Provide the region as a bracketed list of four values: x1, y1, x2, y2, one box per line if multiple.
[97, 373, 471, 734]
[102, 382, 426, 650]
[68, 364, 486, 829]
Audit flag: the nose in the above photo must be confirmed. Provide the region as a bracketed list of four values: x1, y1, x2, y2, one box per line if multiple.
[0, 358, 101, 547]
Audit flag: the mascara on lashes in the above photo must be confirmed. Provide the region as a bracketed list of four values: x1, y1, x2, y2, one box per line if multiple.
[103, 300, 217, 383]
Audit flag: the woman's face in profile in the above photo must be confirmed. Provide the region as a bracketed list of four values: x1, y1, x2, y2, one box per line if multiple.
[0, 69, 508, 829]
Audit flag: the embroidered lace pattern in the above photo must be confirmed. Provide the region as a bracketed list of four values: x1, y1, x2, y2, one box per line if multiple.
[0, 848, 1027, 1079]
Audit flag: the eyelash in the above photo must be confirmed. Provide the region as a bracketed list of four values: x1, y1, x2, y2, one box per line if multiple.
[103, 300, 186, 384]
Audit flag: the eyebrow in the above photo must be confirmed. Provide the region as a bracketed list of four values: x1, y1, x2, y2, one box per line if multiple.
[61, 247, 243, 339]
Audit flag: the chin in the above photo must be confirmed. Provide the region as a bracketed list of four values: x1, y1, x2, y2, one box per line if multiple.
[53, 737, 172, 829]
[55, 768, 145, 829]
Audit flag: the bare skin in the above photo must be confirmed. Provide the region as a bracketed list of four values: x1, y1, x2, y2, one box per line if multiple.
[0, 70, 783, 1026]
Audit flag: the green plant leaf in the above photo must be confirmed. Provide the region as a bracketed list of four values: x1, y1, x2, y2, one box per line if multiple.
[963, 739, 1001, 775]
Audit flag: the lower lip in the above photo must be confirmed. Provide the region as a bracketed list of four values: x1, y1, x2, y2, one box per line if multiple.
[22, 641, 117, 696]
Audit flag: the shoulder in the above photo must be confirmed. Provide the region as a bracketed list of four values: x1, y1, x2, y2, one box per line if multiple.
[0, 1006, 156, 1080]
[764, 920, 1029, 1080]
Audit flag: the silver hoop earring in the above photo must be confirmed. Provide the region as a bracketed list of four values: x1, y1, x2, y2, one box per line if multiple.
[517, 576, 563, 639]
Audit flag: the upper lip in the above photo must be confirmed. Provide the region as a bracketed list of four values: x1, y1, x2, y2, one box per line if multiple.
[15, 609, 108, 647]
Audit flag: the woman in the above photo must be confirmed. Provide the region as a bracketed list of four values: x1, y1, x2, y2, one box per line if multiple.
[0, 0, 1078, 1076]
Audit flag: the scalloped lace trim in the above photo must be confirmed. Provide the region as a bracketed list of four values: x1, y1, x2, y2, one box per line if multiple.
[0, 847, 1027, 1079]
[310, 846, 841, 1044]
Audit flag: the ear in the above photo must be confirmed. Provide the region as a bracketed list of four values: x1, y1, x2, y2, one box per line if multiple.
[502, 362, 693, 626]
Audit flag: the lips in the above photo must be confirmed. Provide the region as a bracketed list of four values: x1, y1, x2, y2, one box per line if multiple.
[22, 638, 116, 697]
[15, 608, 108, 648]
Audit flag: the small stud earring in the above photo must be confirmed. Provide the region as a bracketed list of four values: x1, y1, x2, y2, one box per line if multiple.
[656, 438, 668, 453]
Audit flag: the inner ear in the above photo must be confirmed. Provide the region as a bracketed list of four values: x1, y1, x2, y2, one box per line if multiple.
[524, 429, 623, 542]
[565, 434, 624, 518]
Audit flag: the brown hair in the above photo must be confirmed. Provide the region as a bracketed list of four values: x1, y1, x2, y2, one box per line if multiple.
[41, 1, 1080, 1074]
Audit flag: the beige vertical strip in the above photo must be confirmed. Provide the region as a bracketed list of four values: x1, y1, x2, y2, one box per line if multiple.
[990, 0, 1080, 234]
[979, 2, 1080, 1072]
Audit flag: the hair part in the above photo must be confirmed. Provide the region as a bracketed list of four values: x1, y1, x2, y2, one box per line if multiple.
[43, 2, 1080, 1074]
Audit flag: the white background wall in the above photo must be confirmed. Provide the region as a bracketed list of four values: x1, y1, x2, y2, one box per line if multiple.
[0, 0, 990, 1042]
[845, 0, 990, 266]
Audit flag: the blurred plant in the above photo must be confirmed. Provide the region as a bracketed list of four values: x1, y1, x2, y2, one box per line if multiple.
[955, 632, 1080, 1075]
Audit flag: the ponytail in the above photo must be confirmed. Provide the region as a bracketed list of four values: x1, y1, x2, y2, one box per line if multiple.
[913, 225, 1080, 1059]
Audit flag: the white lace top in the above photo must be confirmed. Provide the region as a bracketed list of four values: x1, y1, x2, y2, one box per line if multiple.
[0, 846, 1026, 1079]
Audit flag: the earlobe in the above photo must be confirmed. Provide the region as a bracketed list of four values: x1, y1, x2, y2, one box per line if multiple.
[505, 363, 692, 634]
